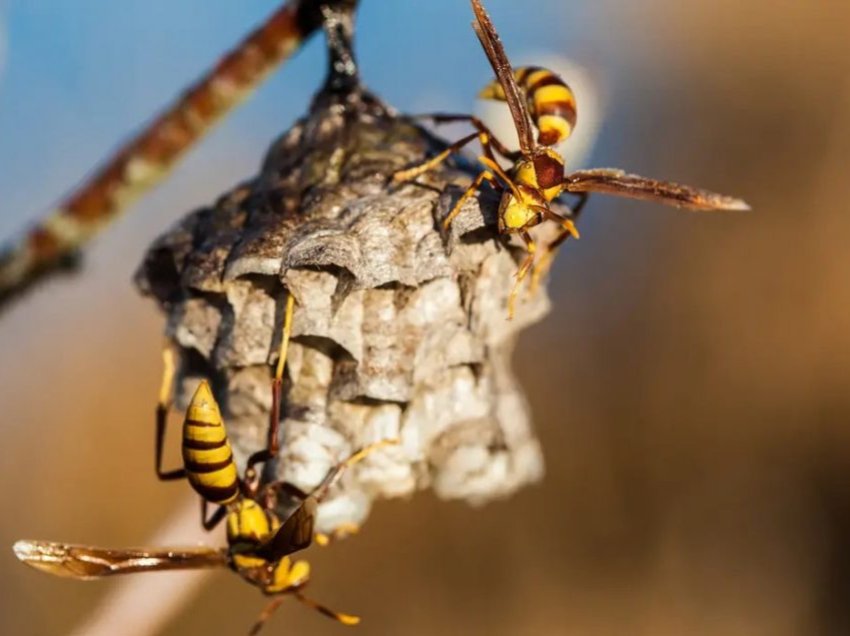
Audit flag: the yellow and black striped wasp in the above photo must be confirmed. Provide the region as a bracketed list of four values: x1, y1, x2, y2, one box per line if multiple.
[394, 0, 749, 319]
[15, 295, 395, 634]
[153, 294, 300, 528]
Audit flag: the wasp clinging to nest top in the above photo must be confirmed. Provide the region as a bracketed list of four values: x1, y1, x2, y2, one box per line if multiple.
[394, 0, 749, 319]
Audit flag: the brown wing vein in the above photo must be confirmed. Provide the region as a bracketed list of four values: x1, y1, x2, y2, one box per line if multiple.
[13, 540, 227, 579]
[257, 497, 317, 561]
[564, 169, 751, 211]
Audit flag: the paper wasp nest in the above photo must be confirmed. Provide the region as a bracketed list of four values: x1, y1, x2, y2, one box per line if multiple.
[136, 89, 551, 533]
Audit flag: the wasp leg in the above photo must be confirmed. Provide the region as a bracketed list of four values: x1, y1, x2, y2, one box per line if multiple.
[258, 482, 346, 548]
[569, 192, 591, 220]
[415, 113, 522, 162]
[273, 481, 310, 501]
[392, 131, 480, 183]
[529, 201, 586, 293]
[264, 480, 358, 548]
[155, 346, 187, 481]
[442, 169, 498, 230]
[314, 522, 361, 547]
[310, 439, 400, 503]
[201, 500, 227, 532]
[249, 591, 359, 635]
[508, 231, 537, 320]
[295, 591, 360, 625]
[245, 293, 296, 487]
[259, 439, 397, 555]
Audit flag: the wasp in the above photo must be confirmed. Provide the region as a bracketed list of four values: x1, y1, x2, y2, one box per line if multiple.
[14, 426, 394, 634]
[15, 295, 397, 634]
[394, 0, 750, 319]
[154, 294, 300, 527]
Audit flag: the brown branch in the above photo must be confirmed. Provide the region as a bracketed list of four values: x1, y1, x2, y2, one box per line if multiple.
[0, 0, 358, 312]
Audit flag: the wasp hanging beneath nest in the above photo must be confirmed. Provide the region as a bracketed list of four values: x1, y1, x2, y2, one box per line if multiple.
[14, 393, 394, 634]
[15, 296, 397, 634]
[394, 0, 749, 319]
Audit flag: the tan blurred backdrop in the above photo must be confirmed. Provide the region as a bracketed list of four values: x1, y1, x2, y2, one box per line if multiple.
[1, 0, 849, 634]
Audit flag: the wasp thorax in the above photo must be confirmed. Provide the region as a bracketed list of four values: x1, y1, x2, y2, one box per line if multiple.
[512, 150, 565, 203]
[532, 151, 565, 192]
[227, 499, 278, 545]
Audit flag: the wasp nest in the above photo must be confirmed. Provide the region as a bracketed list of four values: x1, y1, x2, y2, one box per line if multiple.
[136, 88, 554, 533]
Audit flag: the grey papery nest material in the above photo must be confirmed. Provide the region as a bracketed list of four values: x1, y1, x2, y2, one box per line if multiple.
[136, 88, 561, 534]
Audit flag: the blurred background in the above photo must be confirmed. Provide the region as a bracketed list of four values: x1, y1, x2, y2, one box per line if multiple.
[1, 0, 849, 634]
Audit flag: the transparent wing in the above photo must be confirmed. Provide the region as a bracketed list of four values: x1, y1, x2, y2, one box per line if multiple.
[13, 540, 227, 580]
[564, 168, 750, 211]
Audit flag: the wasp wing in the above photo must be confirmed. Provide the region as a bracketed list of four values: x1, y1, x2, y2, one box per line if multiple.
[470, 0, 536, 155]
[563, 169, 750, 211]
[13, 540, 227, 580]
[256, 496, 317, 561]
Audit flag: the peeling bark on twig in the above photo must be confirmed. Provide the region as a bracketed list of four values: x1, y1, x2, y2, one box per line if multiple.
[0, 0, 355, 311]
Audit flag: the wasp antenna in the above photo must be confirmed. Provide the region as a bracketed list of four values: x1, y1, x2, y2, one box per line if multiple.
[311, 438, 399, 502]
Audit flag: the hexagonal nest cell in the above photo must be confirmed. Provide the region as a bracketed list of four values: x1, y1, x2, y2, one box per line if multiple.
[136, 86, 562, 533]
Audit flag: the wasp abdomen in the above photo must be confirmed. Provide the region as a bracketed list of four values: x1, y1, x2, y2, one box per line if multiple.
[182, 381, 240, 505]
[480, 65, 577, 147]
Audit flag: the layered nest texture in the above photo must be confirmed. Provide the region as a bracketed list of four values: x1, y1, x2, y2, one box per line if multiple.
[136, 87, 556, 533]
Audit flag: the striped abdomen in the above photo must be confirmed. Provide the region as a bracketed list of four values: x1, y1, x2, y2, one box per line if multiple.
[479, 66, 577, 147]
[182, 381, 239, 505]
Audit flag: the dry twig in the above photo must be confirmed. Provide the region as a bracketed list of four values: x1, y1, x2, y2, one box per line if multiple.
[0, 0, 355, 310]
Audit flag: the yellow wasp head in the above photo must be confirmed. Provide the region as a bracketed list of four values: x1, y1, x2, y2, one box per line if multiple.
[498, 183, 547, 233]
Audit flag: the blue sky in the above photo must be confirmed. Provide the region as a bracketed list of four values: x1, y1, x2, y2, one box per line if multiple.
[0, 1, 615, 240]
